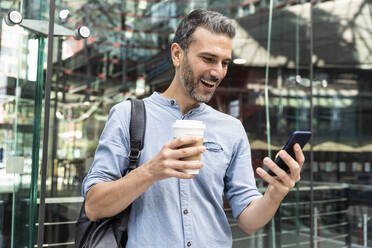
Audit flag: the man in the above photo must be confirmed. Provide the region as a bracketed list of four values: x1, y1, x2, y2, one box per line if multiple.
[82, 9, 304, 248]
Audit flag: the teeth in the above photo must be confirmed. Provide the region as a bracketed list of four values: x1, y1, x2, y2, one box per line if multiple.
[201, 79, 214, 87]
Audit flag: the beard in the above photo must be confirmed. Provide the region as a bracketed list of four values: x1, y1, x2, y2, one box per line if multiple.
[180, 56, 219, 103]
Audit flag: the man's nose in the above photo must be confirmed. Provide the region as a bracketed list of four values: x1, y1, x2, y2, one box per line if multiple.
[210, 63, 224, 79]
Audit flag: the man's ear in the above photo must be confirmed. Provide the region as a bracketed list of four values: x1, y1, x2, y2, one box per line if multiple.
[171, 43, 183, 67]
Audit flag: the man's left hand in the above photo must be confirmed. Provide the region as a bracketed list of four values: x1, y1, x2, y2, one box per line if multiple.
[256, 143, 305, 203]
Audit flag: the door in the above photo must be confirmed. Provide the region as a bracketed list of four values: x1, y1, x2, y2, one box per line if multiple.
[0, 1, 47, 247]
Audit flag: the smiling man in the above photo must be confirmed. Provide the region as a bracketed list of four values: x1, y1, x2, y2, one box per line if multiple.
[163, 25, 232, 110]
[82, 9, 304, 248]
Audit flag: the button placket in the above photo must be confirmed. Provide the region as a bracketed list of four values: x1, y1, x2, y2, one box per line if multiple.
[180, 179, 192, 247]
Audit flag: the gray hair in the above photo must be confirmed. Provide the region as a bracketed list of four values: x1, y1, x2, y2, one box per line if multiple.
[173, 9, 236, 52]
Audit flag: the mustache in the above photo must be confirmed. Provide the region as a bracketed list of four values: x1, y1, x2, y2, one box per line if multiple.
[201, 76, 220, 83]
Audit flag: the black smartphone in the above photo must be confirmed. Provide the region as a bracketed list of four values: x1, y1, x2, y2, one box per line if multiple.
[267, 131, 312, 176]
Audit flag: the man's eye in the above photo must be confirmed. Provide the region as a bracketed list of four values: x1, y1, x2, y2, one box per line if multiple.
[203, 57, 213, 63]
[222, 62, 230, 67]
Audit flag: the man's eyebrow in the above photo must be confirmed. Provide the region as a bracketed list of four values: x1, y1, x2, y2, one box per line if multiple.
[199, 52, 231, 61]
[199, 52, 218, 58]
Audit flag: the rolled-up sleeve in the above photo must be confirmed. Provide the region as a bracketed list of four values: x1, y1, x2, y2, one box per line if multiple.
[82, 103, 130, 197]
[224, 125, 262, 220]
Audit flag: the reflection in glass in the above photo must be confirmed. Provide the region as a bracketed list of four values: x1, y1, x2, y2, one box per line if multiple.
[0, 0, 369, 247]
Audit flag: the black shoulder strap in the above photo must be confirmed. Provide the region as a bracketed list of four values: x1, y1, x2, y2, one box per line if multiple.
[75, 99, 145, 248]
[128, 98, 146, 172]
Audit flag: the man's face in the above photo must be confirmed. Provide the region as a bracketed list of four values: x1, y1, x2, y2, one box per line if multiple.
[178, 27, 232, 103]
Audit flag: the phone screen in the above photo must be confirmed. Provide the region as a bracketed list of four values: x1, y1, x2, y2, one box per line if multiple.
[267, 131, 312, 176]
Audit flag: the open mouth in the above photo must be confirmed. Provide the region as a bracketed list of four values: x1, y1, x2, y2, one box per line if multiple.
[200, 79, 215, 89]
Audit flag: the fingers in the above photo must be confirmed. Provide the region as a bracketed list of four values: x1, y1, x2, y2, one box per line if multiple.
[277, 150, 301, 182]
[172, 145, 206, 159]
[265, 143, 304, 185]
[263, 157, 295, 188]
[160, 145, 205, 161]
[151, 137, 205, 181]
[157, 160, 203, 180]
[256, 167, 281, 188]
[162, 137, 205, 160]
[279, 144, 304, 182]
[170, 170, 197, 180]
[293, 143, 305, 167]
[256, 167, 293, 199]
[167, 136, 203, 149]
[161, 159, 203, 172]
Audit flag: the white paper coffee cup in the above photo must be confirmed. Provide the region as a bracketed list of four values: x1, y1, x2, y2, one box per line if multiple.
[173, 120, 205, 174]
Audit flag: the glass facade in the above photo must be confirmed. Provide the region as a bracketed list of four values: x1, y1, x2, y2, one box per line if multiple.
[0, 0, 371, 247]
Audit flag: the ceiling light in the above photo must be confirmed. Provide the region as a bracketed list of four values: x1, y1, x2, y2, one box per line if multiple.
[59, 9, 69, 20]
[5, 11, 22, 26]
[233, 58, 246, 64]
[138, 1, 147, 10]
[56, 111, 64, 120]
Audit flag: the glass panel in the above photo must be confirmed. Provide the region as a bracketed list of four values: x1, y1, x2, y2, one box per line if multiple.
[48, 1, 283, 246]
[267, 1, 313, 248]
[239, 1, 314, 247]
[34, 0, 371, 247]
[49, 0, 309, 246]
[312, 0, 372, 247]
[0, 1, 47, 247]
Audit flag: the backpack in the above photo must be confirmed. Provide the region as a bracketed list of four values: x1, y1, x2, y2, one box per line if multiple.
[75, 99, 146, 248]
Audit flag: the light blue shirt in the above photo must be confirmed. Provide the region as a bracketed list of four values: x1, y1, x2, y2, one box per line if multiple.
[82, 92, 262, 248]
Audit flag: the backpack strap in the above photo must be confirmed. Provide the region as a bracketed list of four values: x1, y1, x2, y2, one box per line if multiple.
[75, 99, 146, 248]
[128, 98, 146, 172]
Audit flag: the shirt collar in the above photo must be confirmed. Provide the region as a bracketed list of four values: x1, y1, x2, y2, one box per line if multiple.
[149, 91, 206, 114]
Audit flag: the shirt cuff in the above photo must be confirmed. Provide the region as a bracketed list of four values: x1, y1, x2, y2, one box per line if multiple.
[231, 193, 263, 220]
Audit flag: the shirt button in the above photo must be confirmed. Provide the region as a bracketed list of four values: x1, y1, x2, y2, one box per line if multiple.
[170, 100, 175, 105]
[183, 209, 188, 215]
[187, 241, 191, 247]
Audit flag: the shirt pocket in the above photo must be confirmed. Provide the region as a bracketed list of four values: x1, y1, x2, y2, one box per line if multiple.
[204, 141, 223, 152]
[201, 141, 229, 180]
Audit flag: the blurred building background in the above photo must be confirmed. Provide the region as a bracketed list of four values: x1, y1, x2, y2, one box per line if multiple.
[0, 0, 371, 247]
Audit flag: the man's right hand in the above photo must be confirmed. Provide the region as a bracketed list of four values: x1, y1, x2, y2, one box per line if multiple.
[142, 136, 206, 181]
[86, 136, 205, 221]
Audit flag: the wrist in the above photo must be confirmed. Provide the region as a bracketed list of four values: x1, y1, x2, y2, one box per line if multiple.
[264, 188, 286, 205]
[137, 162, 158, 183]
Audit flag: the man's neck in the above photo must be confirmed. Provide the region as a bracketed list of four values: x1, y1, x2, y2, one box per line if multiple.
[162, 79, 201, 115]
